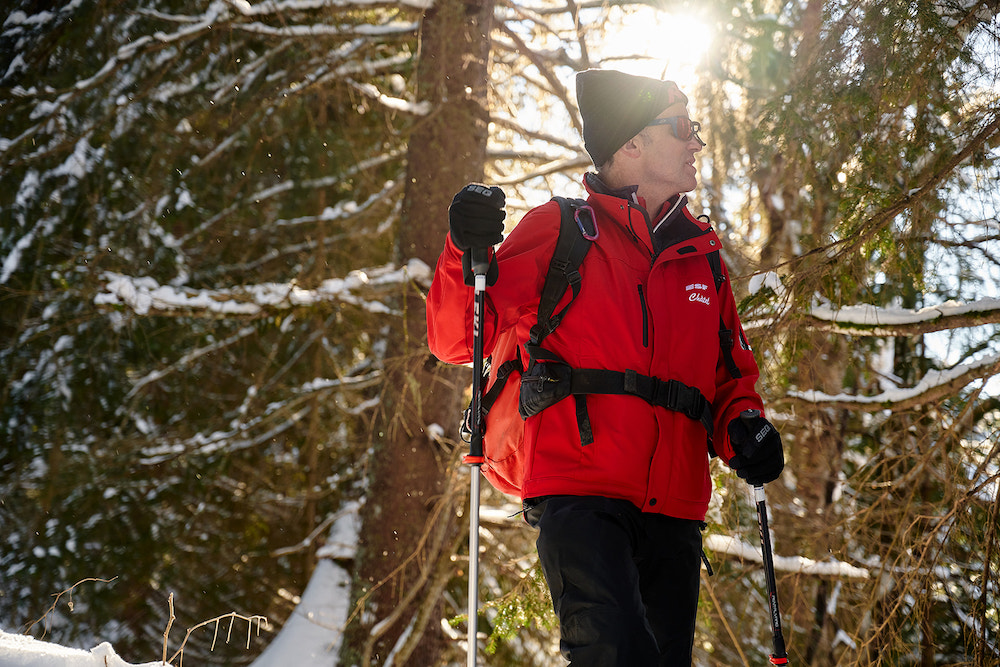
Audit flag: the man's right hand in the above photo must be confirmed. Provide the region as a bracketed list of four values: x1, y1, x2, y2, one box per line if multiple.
[449, 184, 506, 251]
[727, 409, 784, 486]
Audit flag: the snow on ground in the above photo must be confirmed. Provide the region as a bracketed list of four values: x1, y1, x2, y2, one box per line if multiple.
[0, 631, 162, 667]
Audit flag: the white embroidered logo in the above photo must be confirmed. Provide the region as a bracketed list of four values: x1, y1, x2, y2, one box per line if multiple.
[686, 282, 711, 306]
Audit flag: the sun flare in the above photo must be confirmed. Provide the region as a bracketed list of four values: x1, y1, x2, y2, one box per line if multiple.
[597, 7, 713, 83]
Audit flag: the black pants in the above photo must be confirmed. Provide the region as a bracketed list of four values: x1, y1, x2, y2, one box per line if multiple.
[525, 496, 702, 666]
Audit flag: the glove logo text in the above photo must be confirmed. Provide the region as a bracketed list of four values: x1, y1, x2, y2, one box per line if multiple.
[466, 184, 493, 197]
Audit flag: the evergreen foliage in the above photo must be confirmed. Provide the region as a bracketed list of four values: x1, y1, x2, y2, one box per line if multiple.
[2, 0, 419, 662]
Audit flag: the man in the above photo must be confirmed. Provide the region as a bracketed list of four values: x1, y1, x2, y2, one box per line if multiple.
[427, 69, 784, 665]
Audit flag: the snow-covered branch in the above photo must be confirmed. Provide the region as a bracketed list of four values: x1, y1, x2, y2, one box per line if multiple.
[805, 297, 1000, 336]
[478, 502, 872, 579]
[744, 289, 1000, 338]
[125, 326, 257, 400]
[233, 19, 418, 38]
[782, 352, 1000, 411]
[704, 534, 871, 579]
[347, 79, 431, 116]
[231, 0, 434, 13]
[95, 259, 432, 318]
[478, 503, 873, 579]
[180, 158, 404, 244]
[137, 370, 382, 463]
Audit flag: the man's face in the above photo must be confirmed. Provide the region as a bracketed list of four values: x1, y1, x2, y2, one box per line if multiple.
[638, 102, 704, 200]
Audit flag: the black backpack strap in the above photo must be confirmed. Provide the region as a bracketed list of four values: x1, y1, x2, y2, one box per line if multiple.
[706, 249, 725, 292]
[482, 353, 524, 412]
[528, 197, 597, 350]
[524, 197, 598, 445]
[570, 368, 714, 438]
[707, 250, 742, 380]
[519, 362, 714, 441]
[461, 351, 523, 444]
[467, 196, 598, 448]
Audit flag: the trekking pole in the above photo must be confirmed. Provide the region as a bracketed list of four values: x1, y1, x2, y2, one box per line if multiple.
[462, 247, 489, 667]
[754, 484, 789, 665]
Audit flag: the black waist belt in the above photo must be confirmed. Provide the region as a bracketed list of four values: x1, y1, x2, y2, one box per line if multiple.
[569, 368, 714, 441]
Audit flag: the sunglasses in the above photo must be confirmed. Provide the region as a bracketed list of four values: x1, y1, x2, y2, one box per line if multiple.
[646, 116, 706, 145]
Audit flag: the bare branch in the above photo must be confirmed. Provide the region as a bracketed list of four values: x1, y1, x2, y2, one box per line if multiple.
[21, 577, 119, 639]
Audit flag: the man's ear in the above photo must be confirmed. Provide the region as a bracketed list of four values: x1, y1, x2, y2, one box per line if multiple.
[619, 135, 643, 158]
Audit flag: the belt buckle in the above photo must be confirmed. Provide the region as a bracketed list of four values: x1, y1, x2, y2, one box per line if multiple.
[655, 378, 674, 409]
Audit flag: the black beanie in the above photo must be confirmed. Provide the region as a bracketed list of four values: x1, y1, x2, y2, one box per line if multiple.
[576, 69, 688, 167]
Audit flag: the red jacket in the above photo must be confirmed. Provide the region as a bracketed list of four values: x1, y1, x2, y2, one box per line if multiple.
[427, 177, 765, 521]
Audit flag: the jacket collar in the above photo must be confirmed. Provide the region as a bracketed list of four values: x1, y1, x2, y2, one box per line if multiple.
[584, 172, 688, 226]
[585, 171, 638, 202]
[583, 173, 717, 256]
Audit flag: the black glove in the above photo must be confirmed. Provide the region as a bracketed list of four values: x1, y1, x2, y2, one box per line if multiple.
[727, 409, 784, 486]
[449, 184, 505, 251]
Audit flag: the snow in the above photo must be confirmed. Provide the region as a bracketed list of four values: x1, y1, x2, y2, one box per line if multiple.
[238, 20, 420, 38]
[236, 0, 435, 13]
[789, 351, 999, 405]
[811, 297, 1000, 327]
[53, 135, 102, 180]
[3, 10, 55, 29]
[3, 2, 997, 663]
[248, 560, 349, 667]
[0, 631, 162, 667]
[94, 259, 432, 317]
[349, 80, 431, 115]
[1, 217, 58, 285]
[748, 270, 783, 296]
[704, 534, 870, 579]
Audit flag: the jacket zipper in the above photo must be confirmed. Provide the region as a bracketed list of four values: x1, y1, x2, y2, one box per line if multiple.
[636, 284, 649, 348]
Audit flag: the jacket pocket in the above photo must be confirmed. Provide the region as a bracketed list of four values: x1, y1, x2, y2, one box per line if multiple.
[637, 284, 649, 348]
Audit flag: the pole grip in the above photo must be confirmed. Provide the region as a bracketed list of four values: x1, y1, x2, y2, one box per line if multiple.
[469, 247, 490, 276]
[468, 279, 486, 459]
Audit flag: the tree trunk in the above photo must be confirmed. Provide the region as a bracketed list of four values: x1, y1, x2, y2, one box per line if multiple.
[341, 0, 495, 663]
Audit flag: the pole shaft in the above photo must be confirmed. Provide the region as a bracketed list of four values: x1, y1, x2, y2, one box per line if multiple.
[467, 467, 481, 667]
[466, 270, 488, 666]
[754, 485, 789, 665]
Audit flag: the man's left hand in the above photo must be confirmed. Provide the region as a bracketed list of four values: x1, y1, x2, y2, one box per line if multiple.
[727, 409, 784, 486]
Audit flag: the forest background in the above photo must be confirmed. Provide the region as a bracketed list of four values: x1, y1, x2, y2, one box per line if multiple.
[2, 0, 999, 665]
